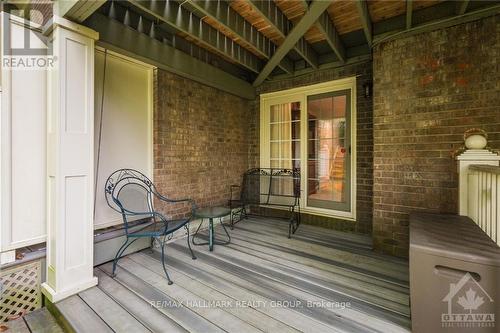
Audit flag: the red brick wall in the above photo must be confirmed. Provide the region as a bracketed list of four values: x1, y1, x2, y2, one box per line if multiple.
[251, 61, 374, 234]
[153, 70, 251, 218]
[372, 16, 500, 257]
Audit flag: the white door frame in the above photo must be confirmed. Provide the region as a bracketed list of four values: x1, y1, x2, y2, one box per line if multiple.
[260, 77, 357, 221]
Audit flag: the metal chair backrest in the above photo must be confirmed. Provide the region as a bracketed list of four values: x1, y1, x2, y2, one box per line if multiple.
[242, 168, 300, 206]
[105, 169, 156, 229]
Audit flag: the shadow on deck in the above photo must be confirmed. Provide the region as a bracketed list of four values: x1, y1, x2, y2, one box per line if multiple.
[58, 217, 411, 332]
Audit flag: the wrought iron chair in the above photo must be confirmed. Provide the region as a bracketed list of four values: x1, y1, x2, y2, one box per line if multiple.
[104, 169, 196, 285]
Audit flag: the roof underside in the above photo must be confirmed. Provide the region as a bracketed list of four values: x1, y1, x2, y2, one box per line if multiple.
[66, 0, 500, 96]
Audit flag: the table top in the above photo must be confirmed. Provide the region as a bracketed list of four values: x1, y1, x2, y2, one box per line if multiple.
[195, 206, 231, 219]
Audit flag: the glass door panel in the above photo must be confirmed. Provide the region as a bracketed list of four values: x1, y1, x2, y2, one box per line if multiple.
[307, 90, 351, 211]
[268, 101, 301, 204]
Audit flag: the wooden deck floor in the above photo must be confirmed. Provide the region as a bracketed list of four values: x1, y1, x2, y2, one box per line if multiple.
[63, 217, 411, 333]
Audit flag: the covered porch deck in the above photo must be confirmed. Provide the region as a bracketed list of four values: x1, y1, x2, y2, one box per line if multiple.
[56, 217, 410, 332]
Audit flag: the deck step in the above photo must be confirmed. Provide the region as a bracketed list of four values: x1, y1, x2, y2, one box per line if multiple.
[53, 294, 113, 333]
[3, 308, 64, 333]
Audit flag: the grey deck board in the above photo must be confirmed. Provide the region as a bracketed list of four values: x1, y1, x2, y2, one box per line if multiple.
[99, 263, 225, 333]
[225, 232, 409, 298]
[205, 235, 410, 311]
[169, 242, 409, 331]
[247, 218, 406, 265]
[115, 257, 262, 333]
[128, 252, 302, 333]
[221, 224, 409, 286]
[79, 286, 151, 333]
[4, 317, 31, 333]
[250, 217, 373, 247]
[56, 295, 113, 333]
[74, 216, 412, 333]
[227, 231, 408, 293]
[148, 248, 342, 332]
[233, 222, 409, 279]
[23, 307, 64, 333]
[94, 269, 188, 333]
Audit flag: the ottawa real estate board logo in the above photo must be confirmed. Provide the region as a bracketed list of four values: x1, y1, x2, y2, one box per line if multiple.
[442, 272, 495, 329]
[2, 6, 55, 70]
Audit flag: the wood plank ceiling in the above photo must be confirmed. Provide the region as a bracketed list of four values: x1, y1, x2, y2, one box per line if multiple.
[83, 0, 500, 91]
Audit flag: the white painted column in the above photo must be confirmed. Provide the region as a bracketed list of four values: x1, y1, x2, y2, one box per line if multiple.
[456, 149, 500, 216]
[41, 16, 98, 303]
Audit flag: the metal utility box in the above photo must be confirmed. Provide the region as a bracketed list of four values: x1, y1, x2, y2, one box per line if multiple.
[410, 213, 500, 333]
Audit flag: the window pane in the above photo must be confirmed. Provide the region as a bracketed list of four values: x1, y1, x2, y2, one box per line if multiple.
[281, 141, 291, 159]
[270, 142, 280, 158]
[270, 105, 283, 123]
[318, 120, 334, 139]
[268, 102, 301, 170]
[291, 121, 300, 140]
[270, 159, 280, 168]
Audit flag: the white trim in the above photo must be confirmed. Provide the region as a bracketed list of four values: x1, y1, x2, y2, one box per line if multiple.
[260, 77, 357, 221]
[43, 15, 99, 40]
[41, 277, 98, 303]
[95, 46, 155, 69]
[0, 250, 16, 265]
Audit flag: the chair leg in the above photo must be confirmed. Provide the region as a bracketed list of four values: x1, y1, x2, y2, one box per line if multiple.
[149, 237, 155, 253]
[112, 237, 137, 277]
[288, 207, 294, 239]
[159, 237, 173, 285]
[220, 218, 231, 244]
[185, 225, 197, 260]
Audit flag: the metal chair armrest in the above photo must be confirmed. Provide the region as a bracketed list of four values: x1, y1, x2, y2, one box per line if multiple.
[154, 194, 196, 218]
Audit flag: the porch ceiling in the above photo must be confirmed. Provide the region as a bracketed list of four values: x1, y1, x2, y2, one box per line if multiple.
[78, 0, 500, 98]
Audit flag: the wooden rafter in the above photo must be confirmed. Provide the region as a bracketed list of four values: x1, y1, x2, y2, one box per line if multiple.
[298, 0, 345, 63]
[406, 0, 413, 30]
[81, 0, 500, 87]
[126, 0, 262, 74]
[86, 12, 255, 99]
[355, 0, 372, 46]
[253, 0, 332, 86]
[456, 0, 470, 15]
[185, 0, 293, 74]
[373, 3, 500, 45]
[248, 0, 319, 69]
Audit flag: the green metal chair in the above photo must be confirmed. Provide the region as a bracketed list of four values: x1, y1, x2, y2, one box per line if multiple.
[104, 169, 196, 285]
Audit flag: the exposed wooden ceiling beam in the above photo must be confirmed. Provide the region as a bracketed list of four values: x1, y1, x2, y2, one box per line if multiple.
[406, 0, 413, 29]
[374, 3, 500, 45]
[253, 0, 332, 86]
[185, 0, 293, 74]
[355, 0, 372, 46]
[86, 12, 255, 99]
[456, 0, 470, 15]
[316, 12, 346, 63]
[126, 0, 262, 74]
[298, 0, 345, 63]
[248, 0, 319, 69]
